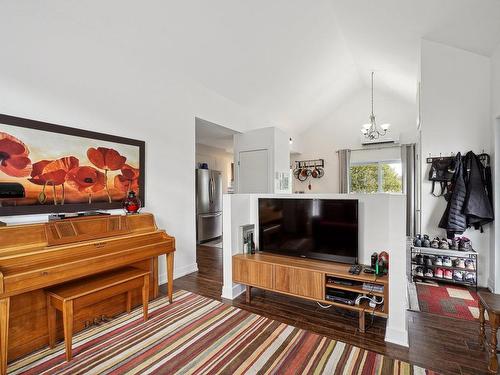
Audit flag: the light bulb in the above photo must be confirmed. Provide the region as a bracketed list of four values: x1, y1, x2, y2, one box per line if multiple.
[380, 123, 390, 131]
[362, 123, 371, 130]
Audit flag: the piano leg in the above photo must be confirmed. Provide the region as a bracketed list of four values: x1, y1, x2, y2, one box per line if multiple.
[167, 252, 174, 303]
[0, 297, 9, 375]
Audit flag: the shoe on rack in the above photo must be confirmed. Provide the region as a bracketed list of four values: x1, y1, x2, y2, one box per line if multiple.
[465, 259, 475, 270]
[422, 235, 431, 248]
[443, 256, 453, 267]
[424, 268, 434, 278]
[424, 256, 434, 267]
[464, 272, 476, 284]
[459, 237, 472, 251]
[414, 235, 422, 247]
[450, 237, 459, 250]
[454, 258, 465, 269]
[439, 238, 450, 249]
[430, 237, 440, 249]
[452, 270, 464, 281]
[444, 269, 453, 279]
[435, 268, 444, 278]
[413, 266, 424, 277]
[415, 254, 424, 265]
[434, 256, 443, 266]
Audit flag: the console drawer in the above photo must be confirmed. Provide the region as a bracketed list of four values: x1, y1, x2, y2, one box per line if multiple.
[274, 265, 323, 300]
[233, 258, 273, 289]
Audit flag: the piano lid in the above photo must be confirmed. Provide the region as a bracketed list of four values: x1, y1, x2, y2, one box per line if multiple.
[0, 213, 158, 251]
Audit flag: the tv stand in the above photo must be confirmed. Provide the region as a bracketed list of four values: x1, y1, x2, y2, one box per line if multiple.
[232, 253, 388, 333]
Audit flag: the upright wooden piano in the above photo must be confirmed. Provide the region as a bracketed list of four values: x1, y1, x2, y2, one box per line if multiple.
[0, 213, 175, 375]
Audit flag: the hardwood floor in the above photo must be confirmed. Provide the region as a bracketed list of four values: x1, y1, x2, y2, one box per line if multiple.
[170, 245, 491, 375]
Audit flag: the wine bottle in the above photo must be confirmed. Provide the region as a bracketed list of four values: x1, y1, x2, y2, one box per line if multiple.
[250, 233, 256, 255]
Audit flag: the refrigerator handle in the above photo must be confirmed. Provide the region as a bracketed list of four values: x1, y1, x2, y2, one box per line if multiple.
[208, 177, 213, 204]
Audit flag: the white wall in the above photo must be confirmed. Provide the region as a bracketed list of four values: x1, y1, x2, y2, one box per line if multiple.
[290, 88, 417, 193]
[0, 58, 272, 285]
[221, 193, 408, 346]
[491, 44, 500, 292]
[195, 143, 233, 193]
[420, 39, 492, 287]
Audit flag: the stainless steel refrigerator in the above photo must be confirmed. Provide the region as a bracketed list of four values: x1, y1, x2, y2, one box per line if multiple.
[196, 169, 223, 244]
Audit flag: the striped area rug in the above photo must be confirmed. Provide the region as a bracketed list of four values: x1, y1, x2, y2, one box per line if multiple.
[9, 290, 437, 374]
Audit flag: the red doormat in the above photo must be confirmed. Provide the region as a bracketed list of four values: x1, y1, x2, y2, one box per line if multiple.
[416, 282, 479, 321]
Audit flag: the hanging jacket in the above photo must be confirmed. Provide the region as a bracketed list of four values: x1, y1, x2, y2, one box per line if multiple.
[439, 153, 467, 238]
[463, 151, 494, 229]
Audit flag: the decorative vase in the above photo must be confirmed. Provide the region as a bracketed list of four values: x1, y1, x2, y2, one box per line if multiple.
[123, 191, 141, 214]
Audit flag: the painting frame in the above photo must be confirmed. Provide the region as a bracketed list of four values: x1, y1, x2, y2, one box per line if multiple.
[0, 113, 145, 216]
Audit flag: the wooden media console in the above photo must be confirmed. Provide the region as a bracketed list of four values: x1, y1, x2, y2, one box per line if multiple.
[232, 253, 388, 332]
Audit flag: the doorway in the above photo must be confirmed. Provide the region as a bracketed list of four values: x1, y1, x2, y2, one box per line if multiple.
[194, 117, 240, 282]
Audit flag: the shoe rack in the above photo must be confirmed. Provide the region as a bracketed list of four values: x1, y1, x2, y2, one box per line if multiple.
[410, 245, 478, 290]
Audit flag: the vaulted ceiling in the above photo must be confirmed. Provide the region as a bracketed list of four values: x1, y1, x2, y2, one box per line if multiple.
[1, 1, 500, 134]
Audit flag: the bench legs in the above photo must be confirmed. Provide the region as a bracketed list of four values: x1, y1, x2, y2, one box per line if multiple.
[47, 295, 57, 348]
[142, 275, 149, 321]
[62, 300, 74, 362]
[0, 297, 10, 375]
[167, 252, 174, 303]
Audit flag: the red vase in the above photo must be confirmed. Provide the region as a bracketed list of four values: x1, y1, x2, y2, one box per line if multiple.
[123, 191, 141, 214]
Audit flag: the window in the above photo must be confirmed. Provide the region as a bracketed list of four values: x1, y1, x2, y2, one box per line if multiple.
[350, 161, 402, 193]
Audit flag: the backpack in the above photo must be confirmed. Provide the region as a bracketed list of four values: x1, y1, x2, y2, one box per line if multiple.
[428, 157, 455, 197]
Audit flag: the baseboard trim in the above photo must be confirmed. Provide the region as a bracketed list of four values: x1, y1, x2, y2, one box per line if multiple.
[221, 283, 245, 300]
[385, 327, 409, 347]
[488, 278, 495, 293]
[159, 262, 198, 285]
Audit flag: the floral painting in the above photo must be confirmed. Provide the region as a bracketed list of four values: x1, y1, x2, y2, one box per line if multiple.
[0, 115, 144, 215]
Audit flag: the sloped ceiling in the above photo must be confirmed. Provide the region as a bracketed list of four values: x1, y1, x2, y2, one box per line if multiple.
[1, 0, 500, 134]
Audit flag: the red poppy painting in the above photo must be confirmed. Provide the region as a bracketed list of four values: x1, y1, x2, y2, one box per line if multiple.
[0, 114, 144, 216]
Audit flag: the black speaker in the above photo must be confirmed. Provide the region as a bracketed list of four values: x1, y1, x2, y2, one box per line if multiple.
[0, 182, 25, 199]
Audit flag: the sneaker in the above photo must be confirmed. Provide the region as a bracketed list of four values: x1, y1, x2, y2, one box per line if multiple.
[464, 272, 476, 283]
[459, 237, 472, 251]
[434, 256, 443, 266]
[454, 258, 465, 269]
[413, 266, 424, 277]
[465, 259, 475, 270]
[439, 238, 450, 249]
[422, 235, 431, 248]
[444, 269, 453, 279]
[443, 257, 453, 267]
[424, 256, 434, 267]
[424, 268, 434, 278]
[435, 268, 444, 278]
[430, 237, 440, 249]
[450, 237, 459, 250]
[453, 270, 464, 281]
[414, 235, 422, 247]
[415, 254, 424, 265]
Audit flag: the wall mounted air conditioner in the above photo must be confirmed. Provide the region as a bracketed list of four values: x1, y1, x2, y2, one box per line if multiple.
[360, 133, 400, 146]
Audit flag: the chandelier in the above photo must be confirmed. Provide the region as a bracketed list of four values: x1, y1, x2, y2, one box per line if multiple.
[361, 71, 390, 140]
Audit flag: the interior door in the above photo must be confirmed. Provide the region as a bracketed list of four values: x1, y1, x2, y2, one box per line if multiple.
[238, 149, 269, 193]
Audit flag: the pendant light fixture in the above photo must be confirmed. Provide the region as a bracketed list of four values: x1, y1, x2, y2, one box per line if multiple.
[361, 71, 390, 140]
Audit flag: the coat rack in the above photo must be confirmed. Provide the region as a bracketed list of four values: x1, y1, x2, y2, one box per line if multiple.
[426, 150, 489, 165]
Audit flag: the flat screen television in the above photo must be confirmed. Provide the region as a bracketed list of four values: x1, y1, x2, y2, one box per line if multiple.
[258, 198, 358, 264]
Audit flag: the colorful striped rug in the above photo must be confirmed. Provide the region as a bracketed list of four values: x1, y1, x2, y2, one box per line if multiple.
[9, 290, 436, 374]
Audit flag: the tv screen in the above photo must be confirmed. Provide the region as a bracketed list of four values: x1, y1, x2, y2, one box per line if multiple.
[258, 198, 358, 264]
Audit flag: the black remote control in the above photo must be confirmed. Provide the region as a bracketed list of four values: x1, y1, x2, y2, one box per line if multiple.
[349, 265, 361, 275]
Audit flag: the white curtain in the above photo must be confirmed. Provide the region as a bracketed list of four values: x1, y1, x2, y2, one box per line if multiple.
[338, 149, 351, 193]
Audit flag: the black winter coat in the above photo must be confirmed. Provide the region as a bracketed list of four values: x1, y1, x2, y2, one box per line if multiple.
[439, 153, 467, 238]
[463, 151, 494, 228]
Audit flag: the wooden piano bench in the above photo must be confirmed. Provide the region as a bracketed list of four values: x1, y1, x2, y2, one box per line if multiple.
[45, 267, 151, 362]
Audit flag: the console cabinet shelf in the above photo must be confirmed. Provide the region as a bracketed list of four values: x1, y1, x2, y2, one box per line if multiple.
[232, 253, 389, 333]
